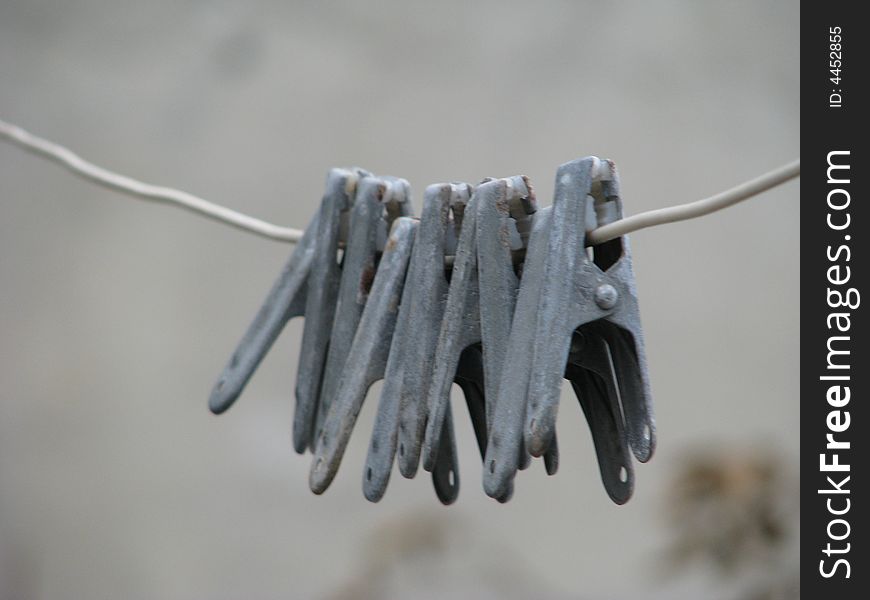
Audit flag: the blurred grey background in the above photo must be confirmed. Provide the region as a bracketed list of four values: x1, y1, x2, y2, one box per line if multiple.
[0, 1, 799, 599]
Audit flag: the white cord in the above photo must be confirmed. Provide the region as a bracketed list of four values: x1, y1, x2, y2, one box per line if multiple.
[1, 118, 798, 245]
[587, 159, 800, 244]
[0, 119, 305, 243]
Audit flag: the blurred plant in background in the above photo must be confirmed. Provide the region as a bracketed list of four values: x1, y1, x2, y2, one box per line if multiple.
[663, 445, 799, 600]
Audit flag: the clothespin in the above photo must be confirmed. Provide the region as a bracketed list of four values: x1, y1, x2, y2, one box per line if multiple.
[483, 157, 655, 503]
[361, 183, 472, 504]
[209, 157, 654, 505]
[293, 168, 378, 452]
[421, 177, 561, 503]
[208, 167, 368, 418]
[308, 216, 418, 493]
[312, 176, 411, 448]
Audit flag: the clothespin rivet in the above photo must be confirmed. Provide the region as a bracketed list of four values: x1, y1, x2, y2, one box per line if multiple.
[594, 284, 618, 310]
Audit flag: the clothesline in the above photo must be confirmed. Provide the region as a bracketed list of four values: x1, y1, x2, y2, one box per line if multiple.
[0, 118, 799, 246]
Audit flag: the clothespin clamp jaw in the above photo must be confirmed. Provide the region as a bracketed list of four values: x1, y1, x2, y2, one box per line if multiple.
[501, 175, 538, 265]
[372, 176, 413, 254]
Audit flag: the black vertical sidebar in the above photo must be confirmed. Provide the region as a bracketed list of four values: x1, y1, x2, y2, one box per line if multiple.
[802, 1, 866, 596]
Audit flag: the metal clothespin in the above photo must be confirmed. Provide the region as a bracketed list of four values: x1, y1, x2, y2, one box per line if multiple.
[394, 183, 472, 480]
[420, 177, 561, 502]
[208, 167, 368, 417]
[210, 157, 653, 505]
[312, 175, 411, 446]
[483, 157, 655, 503]
[293, 168, 379, 453]
[360, 183, 472, 504]
[476, 181, 562, 479]
[308, 216, 418, 494]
